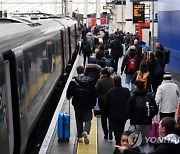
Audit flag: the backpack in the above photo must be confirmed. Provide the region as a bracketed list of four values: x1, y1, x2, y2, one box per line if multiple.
[154, 62, 164, 76]
[136, 71, 150, 89]
[105, 58, 112, 67]
[135, 94, 158, 122]
[127, 55, 137, 73]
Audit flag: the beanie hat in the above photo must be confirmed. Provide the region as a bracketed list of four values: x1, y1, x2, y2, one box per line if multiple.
[163, 72, 172, 80]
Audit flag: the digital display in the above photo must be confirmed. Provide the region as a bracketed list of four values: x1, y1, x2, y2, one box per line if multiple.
[133, 4, 145, 23]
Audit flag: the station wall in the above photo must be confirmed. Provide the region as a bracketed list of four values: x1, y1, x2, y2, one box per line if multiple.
[158, 0, 180, 73]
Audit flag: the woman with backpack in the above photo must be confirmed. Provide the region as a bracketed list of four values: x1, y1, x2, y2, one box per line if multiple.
[131, 62, 151, 91]
[125, 80, 158, 153]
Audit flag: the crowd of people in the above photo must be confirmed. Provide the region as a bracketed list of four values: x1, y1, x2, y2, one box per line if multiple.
[66, 24, 180, 154]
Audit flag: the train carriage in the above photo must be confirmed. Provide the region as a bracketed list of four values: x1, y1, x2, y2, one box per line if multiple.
[0, 17, 78, 154]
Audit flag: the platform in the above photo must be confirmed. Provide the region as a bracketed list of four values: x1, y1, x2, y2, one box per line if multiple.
[39, 54, 180, 154]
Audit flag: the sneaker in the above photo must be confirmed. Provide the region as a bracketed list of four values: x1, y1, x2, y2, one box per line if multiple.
[77, 138, 83, 143]
[82, 131, 89, 145]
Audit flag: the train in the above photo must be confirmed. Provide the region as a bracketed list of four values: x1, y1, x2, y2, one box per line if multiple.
[0, 16, 78, 154]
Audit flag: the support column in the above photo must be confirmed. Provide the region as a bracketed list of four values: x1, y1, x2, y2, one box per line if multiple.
[83, 0, 88, 25]
[64, 0, 68, 16]
[69, 0, 72, 17]
[53, 0, 57, 15]
[96, 0, 101, 25]
[125, 0, 134, 33]
[0, 1, 2, 18]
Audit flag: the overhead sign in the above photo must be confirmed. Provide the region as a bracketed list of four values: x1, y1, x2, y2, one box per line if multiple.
[103, 5, 113, 10]
[133, 3, 145, 23]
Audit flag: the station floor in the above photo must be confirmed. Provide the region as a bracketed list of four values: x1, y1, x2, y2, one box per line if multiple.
[40, 54, 180, 154]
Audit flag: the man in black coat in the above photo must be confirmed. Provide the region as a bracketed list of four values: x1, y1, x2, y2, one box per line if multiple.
[107, 76, 130, 145]
[67, 66, 96, 144]
[109, 36, 123, 74]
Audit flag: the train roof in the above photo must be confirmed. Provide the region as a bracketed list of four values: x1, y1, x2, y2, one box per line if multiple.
[0, 17, 77, 54]
[0, 19, 41, 53]
[51, 17, 77, 28]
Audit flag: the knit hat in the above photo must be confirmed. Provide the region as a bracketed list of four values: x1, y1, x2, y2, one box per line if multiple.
[163, 72, 172, 80]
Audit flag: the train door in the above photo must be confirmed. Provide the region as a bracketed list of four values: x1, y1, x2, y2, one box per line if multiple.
[9, 47, 28, 154]
[4, 60, 14, 154]
[0, 54, 12, 154]
[68, 27, 72, 62]
[61, 29, 66, 69]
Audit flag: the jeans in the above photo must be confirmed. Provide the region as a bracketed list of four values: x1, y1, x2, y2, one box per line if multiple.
[125, 74, 134, 93]
[74, 107, 93, 138]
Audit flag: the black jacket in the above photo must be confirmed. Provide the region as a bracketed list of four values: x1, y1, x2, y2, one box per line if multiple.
[124, 134, 180, 154]
[107, 86, 130, 122]
[126, 89, 157, 125]
[110, 39, 123, 59]
[67, 75, 96, 108]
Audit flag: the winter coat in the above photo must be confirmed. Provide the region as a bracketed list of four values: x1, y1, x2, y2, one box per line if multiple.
[95, 75, 114, 102]
[155, 80, 180, 113]
[107, 86, 130, 122]
[66, 75, 96, 109]
[126, 89, 157, 125]
[123, 134, 180, 154]
[85, 64, 101, 85]
[109, 39, 123, 59]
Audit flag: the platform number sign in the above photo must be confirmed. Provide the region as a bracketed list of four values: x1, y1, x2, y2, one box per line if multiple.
[133, 4, 145, 23]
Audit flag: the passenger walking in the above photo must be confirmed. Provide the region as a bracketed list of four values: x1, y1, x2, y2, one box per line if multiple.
[109, 36, 123, 74]
[155, 72, 180, 120]
[116, 117, 180, 154]
[121, 46, 140, 92]
[131, 62, 151, 91]
[95, 68, 114, 140]
[146, 52, 156, 92]
[107, 76, 130, 145]
[66, 66, 96, 144]
[125, 80, 158, 153]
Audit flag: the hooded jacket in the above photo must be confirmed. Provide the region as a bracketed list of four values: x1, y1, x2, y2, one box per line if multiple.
[155, 80, 180, 113]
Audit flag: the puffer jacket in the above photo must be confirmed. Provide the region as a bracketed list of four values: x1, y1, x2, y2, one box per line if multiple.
[67, 75, 96, 108]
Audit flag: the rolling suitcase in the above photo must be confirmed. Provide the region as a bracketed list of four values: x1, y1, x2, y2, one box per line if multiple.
[150, 121, 159, 144]
[58, 100, 70, 141]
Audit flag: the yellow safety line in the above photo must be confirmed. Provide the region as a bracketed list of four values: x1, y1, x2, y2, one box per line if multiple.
[77, 116, 98, 154]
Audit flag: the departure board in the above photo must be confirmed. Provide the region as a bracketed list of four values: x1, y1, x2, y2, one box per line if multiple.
[133, 4, 145, 23]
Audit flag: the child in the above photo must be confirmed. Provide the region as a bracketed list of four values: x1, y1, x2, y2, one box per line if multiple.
[114, 131, 141, 154]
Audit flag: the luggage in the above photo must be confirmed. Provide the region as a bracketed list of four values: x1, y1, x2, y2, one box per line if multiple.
[150, 121, 159, 144]
[88, 56, 97, 64]
[58, 100, 70, 141]
[42, 58, 50, 73]
[94, 99, 101, 116]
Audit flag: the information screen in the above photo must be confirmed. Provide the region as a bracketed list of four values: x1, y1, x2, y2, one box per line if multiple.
[133, 4, 145, 23]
